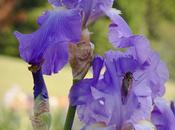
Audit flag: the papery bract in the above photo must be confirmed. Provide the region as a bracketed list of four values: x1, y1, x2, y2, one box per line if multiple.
[31, 69, 51, 130]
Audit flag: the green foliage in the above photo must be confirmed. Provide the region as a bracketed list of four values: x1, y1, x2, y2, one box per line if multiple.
[0, 107, 21, 130]
[90, 18, 113, 55]
[16, 0, 47, 10]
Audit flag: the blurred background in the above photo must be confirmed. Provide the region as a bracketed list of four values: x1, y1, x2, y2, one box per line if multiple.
[0, 0, 175, 130]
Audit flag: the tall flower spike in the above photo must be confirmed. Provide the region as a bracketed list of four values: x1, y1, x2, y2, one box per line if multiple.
[14, 8, 82, 75]
[30, 68, 51, 130]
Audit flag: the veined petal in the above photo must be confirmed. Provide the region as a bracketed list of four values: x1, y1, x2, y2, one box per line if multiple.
[79, 0, 114, 26]
[144, 52, 169, 97]
[115, 56, 138, 75]
[63, 0, 79, 8]
[127, 35, 152, 65]
[37, 11, 50, 26]
[14, 9, 82, 75]
[48, 0, 62, 7]
[48, 0, 79, 8]
[81, 123, 116, 130]
[107, 8, 132, 47]
[92, 56, 104, 83]
[133, 121, 155, 130]
[42, 42, 68, 75]
[151, 98, 175, 130]
[69, 79, 93, 106]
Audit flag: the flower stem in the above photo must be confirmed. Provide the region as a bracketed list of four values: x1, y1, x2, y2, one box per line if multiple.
[63, 105, 77, 130]
[63, 79, 79, 130]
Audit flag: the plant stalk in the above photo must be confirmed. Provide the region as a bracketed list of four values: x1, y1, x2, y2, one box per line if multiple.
[63, 79, 79, 130]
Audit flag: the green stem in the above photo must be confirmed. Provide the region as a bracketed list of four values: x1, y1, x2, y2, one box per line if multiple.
[63, 79, 79, 130]
[63, 105, 77, 130]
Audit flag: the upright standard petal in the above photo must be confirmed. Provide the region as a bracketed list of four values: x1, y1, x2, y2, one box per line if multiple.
[48, 0, 79, 8]
[14, 9, 82, 75]
[79, 0, 114, 26]
[106, 8, 132, 48]
[48, 0, 62, 7]
[63, 0, 79, 8]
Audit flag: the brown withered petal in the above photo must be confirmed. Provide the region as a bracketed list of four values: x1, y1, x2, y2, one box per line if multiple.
[31, 96, 51, 130]
[68, 40, 94, 80]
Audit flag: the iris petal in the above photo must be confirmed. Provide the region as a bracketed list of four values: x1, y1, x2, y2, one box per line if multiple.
[48, 0, 62, 7]
[79, 0, 114, 26]
[151, 98, 175, 130]
[14, 9, 82, 75]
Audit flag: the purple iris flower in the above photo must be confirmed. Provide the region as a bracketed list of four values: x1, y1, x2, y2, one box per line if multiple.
[14, 7, 82, 75]
[69, 54, 153, 130]
[106, 8, 169, 98]
[69, 15, 169, 128]
[151, 98, 175, 130]
[14, 0, 115, 75]
[49, 0, 114, 26]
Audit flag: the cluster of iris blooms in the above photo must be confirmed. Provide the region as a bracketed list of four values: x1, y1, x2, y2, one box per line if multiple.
[14, 0, 175, 130]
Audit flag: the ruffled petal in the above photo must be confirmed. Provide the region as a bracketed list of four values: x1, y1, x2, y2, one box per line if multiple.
[127, 36, 152, 65]
[69, 79, 93, 106]
[151, 98, 175, 130]
[133, 121, 155, 130]
[37, 11, 50, 26]
[79, 0, 114, 26]
[48, 0, 62, 7]
[14, 9, 82, 74]
[63, 0, 79, 8]
[48, 0, 80, 9]
[107, 8, 132, 47]
[42, 42, 68, 75]
[115, 56, 138, 74]
[92, 56, 104, 83]
[144, 52, 169, 97]
[81, 123, 116, 130]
